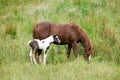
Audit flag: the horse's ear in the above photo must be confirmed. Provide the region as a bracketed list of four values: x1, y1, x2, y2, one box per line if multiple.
[89, 47, 91, 50]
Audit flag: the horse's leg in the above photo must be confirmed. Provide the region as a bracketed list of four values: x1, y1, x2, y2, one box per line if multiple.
[67, 44, 72, 58]
[72, 42, 78, 58]
[29, 49, 33, 63]
[38, 49, 42, 64]
[32, 49, 37, 64]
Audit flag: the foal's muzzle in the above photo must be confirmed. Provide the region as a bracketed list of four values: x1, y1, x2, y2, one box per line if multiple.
[56, 39, 61, 44]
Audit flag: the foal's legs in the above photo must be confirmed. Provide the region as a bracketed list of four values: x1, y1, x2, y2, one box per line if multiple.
[29, 49, 33, 63]
[38, 49, 42, 64]
[72, 42, 78, 58]
[43, 48, 49, 65]
[43, 53, 47, 65]
[32, 49, 37, 64]
[67, 44, 72, 58]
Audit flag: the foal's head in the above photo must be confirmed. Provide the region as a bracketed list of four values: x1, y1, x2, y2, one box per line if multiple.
[52, 34, 61, 44]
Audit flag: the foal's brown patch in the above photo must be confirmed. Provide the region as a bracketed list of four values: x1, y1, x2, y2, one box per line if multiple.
[42, 41, 44, 43]
[29, 40, 39, 51]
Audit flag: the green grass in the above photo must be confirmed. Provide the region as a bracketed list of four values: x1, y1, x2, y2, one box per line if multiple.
[0, 0, 120, 80]
[0, 58, 120, 80]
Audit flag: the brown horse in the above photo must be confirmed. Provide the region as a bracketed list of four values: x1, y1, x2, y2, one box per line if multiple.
[33, 21, 92, 63]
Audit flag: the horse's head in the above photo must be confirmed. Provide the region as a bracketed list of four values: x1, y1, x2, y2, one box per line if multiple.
[53, 34, 61, 44]
[84, 47, 92, 63]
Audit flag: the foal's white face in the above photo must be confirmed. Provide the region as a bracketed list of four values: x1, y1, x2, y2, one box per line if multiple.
[53, 34, 61, 44]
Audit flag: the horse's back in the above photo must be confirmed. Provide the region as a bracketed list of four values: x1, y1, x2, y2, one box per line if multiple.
[33, 22, 51, 39]
[33, 22, 81, 44]
[51, 23, 80, 43]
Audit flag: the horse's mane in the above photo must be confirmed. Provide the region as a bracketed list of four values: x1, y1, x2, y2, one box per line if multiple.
[79, 29, 91, 51]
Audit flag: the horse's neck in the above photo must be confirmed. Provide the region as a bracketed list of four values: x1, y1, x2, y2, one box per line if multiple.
[79, 30, 91, 50]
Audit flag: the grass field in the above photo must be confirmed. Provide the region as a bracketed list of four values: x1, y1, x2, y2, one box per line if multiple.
[0, 0, 120, 80]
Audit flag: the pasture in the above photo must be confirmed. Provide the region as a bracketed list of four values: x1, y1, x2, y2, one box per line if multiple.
[0, 0, 120, 80]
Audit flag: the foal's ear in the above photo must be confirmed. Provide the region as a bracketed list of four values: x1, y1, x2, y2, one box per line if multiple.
[53, 34, 57, 37]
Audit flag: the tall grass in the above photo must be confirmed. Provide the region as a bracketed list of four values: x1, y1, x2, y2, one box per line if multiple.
[0, 0, 120, 80]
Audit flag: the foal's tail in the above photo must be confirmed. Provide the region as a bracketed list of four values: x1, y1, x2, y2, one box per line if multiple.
[27, 40, 32, 46]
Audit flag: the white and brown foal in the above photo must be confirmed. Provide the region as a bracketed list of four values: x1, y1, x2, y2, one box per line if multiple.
[27, 34, 61, 65]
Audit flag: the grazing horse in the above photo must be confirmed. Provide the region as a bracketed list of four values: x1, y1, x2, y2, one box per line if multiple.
[33, 21, 92, 63]
[27, 34, 61, 65]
